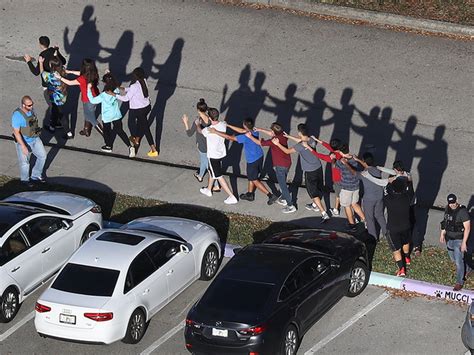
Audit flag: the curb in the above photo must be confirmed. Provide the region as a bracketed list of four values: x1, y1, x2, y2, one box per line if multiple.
[238, 0, 474, 37]
[106, 221, 473, 305]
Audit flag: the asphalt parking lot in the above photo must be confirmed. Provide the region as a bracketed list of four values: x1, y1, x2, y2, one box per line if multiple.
[0, 257, 468, 355]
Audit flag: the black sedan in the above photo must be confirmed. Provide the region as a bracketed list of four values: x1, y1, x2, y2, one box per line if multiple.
[185, 229, 370, 355]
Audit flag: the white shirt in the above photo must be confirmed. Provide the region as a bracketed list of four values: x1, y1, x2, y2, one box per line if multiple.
[202, 121, 227, 159]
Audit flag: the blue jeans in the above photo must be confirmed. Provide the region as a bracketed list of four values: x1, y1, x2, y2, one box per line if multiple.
[198, 150, 208, 178]
[447, 239, 471, 285]
[275, 166, 292, 206]
[15, 138, 46, 181]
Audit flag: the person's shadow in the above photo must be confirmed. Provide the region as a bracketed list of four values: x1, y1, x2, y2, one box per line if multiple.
[415, 124, 448, 239]
[148, 38, 184, 154]
[392, 115, 419, 172]
[325, 88, 355, 147]
[353, 105, 395, 166]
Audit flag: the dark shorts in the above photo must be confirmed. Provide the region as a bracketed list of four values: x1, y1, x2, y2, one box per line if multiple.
[387, 229, 412, 251]
[247, 157, 263, 181]
[208, 158, 224, 179]
[305, 168, 324, 199]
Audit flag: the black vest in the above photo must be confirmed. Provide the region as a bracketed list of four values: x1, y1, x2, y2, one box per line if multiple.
[442, 205, 466, 240]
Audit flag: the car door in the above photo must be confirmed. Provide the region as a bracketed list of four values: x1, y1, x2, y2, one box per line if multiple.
[22, 216, 73, 279]
[160, 241, 195, 299]
[1, 228, 42, 296]
[126, 248, 168, 318]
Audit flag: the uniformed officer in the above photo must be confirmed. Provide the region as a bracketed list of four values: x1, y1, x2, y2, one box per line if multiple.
[440, 193, 471, 291]
[11, 96, 47, 187]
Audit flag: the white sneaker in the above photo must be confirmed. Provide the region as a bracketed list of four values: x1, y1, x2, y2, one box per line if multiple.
[331, 208, 339, 216]
[321, 212, 330, 222]
[305, 203, 320, 212]
[282, 205, 297, 214]
[224, 195, 238, 204]
[276, 197, 288, 206]
[129, 146, 136, 158]
[200, 187, 212, 197]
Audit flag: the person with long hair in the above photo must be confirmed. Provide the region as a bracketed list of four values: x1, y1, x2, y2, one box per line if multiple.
[87, 72, 135, 157]
[39, 55, 72, 137]
[116, 67, 157, 157]
[55, 58, 102, 136]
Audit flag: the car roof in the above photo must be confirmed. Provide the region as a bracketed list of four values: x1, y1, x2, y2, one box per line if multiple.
[220, 244, 314, 285]
[68, 229, 182, 271]
[0, 203, 44, 237]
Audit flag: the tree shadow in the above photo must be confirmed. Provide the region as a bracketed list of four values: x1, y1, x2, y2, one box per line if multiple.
[147, 38, 184, 154]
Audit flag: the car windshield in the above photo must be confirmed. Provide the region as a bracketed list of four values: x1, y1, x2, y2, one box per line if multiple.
[200, 278, 274, 314]
[52, 263, 120, 297]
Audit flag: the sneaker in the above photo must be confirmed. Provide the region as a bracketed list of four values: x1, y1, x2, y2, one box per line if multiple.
[129, 146, 136, 158]
[331, 208, 339, 216]
[321, 212, 330, 222]
[396, 267, 406, 277]
[21, 180, 35, 188]
[147, 150, 158, 157]
[267, 194, 278, 205]
[282, 205, 297, 214]
[346, 223, 358, 232]
[239, 192, 255, 201]
[31, 177, 46, 184]
[305, 203, 320, 212]
[66, 131, 73, 138]
[224, 195, 238, 205]
[101, 145, 112, 153]
[453, 283, 463, 291]
[405, 256, 411, 266]
[199, 187, 212, 197]
[276, 197, 288, 206]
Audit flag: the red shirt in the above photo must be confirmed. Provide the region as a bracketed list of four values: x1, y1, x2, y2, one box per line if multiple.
[310, 141, 342, 182]
[77, 75, 99, 103]
[261, 133, 291, 168]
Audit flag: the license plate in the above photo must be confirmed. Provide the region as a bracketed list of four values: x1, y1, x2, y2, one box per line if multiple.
[59, 313, 76, 325]
[212, 328, 228, 337]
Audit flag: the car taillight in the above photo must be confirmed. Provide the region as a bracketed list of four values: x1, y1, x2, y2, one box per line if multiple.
[84, 312, 113, 321]
[35, 302, 51, 313]
[91, 205, 102, 213]
[238, 324, 266, 336]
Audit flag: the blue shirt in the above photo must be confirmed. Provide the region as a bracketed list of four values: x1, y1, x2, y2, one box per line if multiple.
[236, 132, 263, 164]
[12, 110, 36, 144]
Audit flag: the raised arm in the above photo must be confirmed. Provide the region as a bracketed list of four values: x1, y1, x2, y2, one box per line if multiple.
[377, 166, 397, 175]
[245, 132, 262, 146]
[87, 85, 102, 104]
[272, 138, 295, 155]
[209, 127, 237, 142]
[226, 123, 247, 134]
[254, 127, 273, 136]
[24, 55, 40, 76]
[353, 155, 369, 170]
[55, 73, 79, 86]
[65, 69, 80, 76]
[361, 170, 389, 186]
[283, 132, 301, 143]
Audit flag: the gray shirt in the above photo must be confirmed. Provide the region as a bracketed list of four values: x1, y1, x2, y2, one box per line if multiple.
[186, 118, 210, 153]
[294, 138, 322, 172]
[359, 167, 384, 201]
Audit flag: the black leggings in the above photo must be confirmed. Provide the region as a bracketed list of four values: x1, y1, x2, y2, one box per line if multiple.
[129, 105, 154, 145]
[103, 119, 130, 148]
[51, 103, 68, 130]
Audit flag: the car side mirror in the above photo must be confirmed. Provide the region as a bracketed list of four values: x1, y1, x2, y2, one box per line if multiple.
[180, 244, 189, 253]
[62, 220, 73, 230]
[330, 260, 340, 269]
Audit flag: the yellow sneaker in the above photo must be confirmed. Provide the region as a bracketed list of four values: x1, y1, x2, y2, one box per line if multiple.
[147, 150, 158, 157]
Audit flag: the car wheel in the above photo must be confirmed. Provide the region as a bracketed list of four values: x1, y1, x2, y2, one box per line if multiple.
[281, 324, 299, 355]
[347, 260, 369, 297]
[200, 245, 219, 281]
[80, 224, 99, 245]
[0, 287, 20, 323]
[122, 308, 147, 344]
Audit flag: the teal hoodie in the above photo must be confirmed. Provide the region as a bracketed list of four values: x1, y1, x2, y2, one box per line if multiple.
[87, 88, 122, 123]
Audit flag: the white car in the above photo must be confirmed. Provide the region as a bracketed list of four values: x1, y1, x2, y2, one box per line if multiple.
[0, 191, 102, 323]
[34, 216, 222, 344]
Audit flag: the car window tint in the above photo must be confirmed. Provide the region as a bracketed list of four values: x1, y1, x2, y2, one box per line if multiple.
[0, 230, 28, 266]
[22, 217, 63, 246]
[279, 269, 305, 301]
[125, 251, 157, 293]
[300, 257, 330, 283]
[146, 240, 181, 269]
[52, 263, 119, 297]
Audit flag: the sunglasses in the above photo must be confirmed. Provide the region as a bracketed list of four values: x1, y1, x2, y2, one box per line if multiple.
[24, 103, 34, 107]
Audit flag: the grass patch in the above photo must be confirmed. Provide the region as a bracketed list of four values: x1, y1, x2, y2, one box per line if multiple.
[0, 175, 471, 290]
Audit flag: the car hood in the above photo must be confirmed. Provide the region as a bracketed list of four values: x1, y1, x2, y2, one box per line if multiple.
[4, 191, 96, 217]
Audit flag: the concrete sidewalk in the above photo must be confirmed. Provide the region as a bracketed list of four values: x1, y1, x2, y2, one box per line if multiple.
[0, 137, 445, 247]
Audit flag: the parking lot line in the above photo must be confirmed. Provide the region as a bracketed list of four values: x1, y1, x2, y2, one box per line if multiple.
[304, 292, 390, 355]
[0, 311, 35, 342]
[140, 319, 185, 355]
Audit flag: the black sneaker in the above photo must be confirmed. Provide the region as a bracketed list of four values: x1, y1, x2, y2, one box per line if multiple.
[21, 180, 35, 188]
[239, 192, 255, 201]
[267, 194, 278, 205]
[31, 177, 46, 184]
[101, 145, 113, 153]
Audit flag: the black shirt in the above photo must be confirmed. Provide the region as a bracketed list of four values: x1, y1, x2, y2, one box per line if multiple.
[384, 191, 413, 233]
[27, 47, 67, 87]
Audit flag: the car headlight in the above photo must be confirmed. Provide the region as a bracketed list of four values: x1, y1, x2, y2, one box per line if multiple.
[91, 205, 102, 214]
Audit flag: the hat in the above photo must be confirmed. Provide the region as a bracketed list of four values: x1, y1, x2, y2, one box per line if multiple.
[447, 193, 457, 204]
